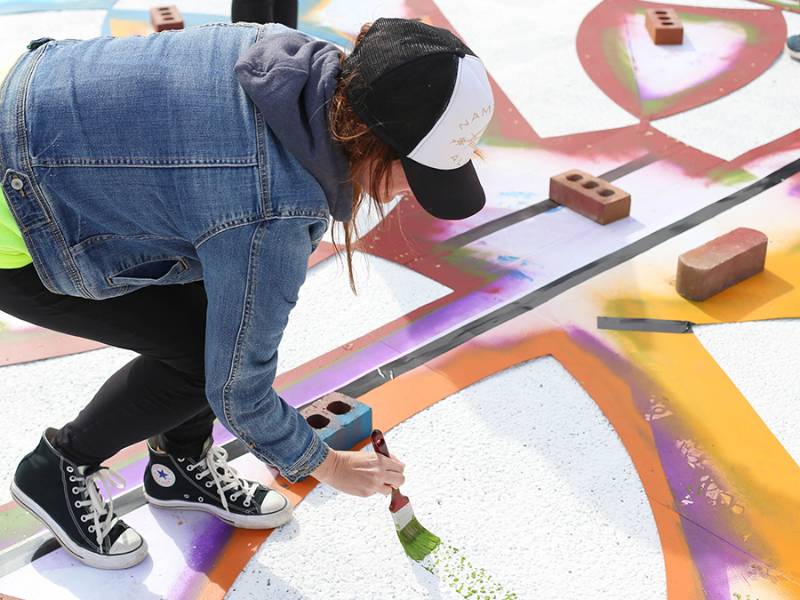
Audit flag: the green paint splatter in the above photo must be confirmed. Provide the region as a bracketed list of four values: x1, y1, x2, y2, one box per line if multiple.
[603, 29, 638, 97]
[707, 167, 757, 187]
[422, 544, 518, 600]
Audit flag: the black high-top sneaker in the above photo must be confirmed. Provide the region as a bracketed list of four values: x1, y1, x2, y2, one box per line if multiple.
[10, 429, 148, 569]
[143, 437, 293, 529]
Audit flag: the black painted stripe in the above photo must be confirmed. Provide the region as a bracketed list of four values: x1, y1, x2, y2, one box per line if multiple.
[444, 152, 660, 250]
[597, 316, 694, 334]
[341, 156, 800, 397]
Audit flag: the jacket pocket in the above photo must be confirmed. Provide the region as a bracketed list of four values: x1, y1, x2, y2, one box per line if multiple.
[106, 257, 189, 287]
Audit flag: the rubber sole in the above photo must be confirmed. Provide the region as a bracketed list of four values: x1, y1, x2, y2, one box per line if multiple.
[10, 482, 148, 570]
[789, 47, 800, 61]
[144, 493, 293, 530]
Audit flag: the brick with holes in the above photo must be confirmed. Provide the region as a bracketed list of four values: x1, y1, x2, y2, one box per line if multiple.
[676, 228, 768, 301]
[150, 5, 184, 32]
[549, 169, 631, 225]
[645, 8, 683, 45]
[299, 392, 373, 451]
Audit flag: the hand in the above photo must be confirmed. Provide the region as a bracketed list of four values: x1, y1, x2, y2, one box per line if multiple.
[311, 448, 405, 497]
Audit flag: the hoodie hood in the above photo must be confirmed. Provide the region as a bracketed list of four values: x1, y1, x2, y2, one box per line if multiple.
[234, 31, 353, 222]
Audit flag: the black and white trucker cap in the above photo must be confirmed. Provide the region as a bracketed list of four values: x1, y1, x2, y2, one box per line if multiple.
[341, 18, 495, 220]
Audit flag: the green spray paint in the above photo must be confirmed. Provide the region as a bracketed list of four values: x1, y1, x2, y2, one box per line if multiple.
[421, 543, 518, 600]
[706, 167, 757, 187]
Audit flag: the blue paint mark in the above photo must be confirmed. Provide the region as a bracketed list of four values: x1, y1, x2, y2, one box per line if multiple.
[499, 191, 538, 199]
[510, 270, 534, 282]
[497, 255, 519, 263]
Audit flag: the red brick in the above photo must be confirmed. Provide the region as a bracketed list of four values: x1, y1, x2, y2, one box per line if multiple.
[549, 170, 631, 225]
[645, 8, 683, 45]
[676, 228, 768, 301]
[150, 5, 184, 32]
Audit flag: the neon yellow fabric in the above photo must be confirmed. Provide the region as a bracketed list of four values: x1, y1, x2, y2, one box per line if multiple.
[0, 60, 32, 269]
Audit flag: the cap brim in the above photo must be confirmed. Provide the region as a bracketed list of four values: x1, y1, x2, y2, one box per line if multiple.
[400, 157, 486, 220]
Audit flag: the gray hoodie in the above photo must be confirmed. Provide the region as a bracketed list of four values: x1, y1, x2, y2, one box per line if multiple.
[234, 28, 353, 222]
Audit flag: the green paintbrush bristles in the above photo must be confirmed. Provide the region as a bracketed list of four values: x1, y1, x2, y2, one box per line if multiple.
[396, 515, 442, 561]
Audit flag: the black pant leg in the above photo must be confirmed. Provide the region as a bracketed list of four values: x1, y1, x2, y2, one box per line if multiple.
[0, 264, 214, 465]
[231, 0, 275, 24]
[272, 0, 298, 29]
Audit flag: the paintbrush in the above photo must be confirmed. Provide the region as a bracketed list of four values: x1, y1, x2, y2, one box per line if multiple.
[371, 429, 441, 561]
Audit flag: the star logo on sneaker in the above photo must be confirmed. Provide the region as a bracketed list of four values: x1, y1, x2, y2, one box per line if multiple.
[150, 464, 176, 487]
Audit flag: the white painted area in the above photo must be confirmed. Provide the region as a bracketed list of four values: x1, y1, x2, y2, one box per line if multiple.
[653, 12, 800, 161]
[0, 347, 136, 505]
[112, 0, 230, 15]
[0, 10, 106, 59]
[627, 14, 747, 100]
[435, 0, 638, 138]
[0, 493, 225, 599]
[694, 319, 800, 466]
[306, 0, 410, 31]
[0, 309, 38, 331]
[461, 159, 744, 290]
[228, 357, 666, 600]
[642, 0, 771, 8]
[280, 253, 451, 373]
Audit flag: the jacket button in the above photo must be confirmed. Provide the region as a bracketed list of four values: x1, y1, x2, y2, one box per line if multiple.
[10, 177, 23, 191]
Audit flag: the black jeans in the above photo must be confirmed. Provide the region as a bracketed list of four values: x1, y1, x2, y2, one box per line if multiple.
[0, 264, 214, 465]
[231, 0, 298, 29]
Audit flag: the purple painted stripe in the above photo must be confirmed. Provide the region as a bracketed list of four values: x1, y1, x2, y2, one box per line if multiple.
[569, 328, 751, 594]
[281, 273, 532, 406]
[170, 518, 234, 600]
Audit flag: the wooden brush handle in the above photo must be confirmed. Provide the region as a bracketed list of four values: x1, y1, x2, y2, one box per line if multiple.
[371, 429, 391, 458]
[371, 429, 409, 511]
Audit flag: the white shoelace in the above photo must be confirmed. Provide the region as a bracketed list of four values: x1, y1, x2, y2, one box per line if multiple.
[72, 467, 126, 550]
[187, 446, 257, 511]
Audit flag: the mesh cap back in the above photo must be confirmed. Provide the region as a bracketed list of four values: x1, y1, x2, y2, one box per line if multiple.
[342, 18, 473, 84]
[342, 18, 476, 155]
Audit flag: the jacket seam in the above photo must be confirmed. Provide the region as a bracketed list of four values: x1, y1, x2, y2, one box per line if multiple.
[0, 50, 27, 173]
[220, 221, 266, 446]
[71, 233, 186, 255]
[194, 214, 328, 249]
[253, 104, 270, 214]
[16, 44, 93, 299]
[31, 159, 258, 168]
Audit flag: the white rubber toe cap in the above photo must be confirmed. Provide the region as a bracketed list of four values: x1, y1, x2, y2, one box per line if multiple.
[110, 528, 146, 556]
[260, 490, 292, 521]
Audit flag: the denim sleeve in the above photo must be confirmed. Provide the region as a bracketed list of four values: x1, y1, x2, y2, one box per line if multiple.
[195, 216, 329, 483]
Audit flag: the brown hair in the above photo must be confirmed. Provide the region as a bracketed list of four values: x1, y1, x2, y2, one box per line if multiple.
[328, 23, 397, 293]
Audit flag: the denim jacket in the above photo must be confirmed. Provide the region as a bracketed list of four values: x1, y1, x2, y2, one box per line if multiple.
[0, 23, 332, 482]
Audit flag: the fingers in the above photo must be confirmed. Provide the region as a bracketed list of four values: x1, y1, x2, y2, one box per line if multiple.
[389, 453, 406, 470]
[379, 484, 393, 496]
[382, 469, 406, 489]
[378, 454, 405, 474]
